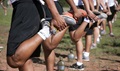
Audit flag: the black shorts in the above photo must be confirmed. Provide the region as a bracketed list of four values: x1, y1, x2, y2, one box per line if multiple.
[43, 1, 63, 18]
[7, 0, 43, 57]
[107, 5, 116, 21]
[69, 5, 92, 35]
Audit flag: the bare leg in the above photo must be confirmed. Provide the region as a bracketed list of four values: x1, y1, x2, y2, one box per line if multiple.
[43, 46, 55, 71]
[93, 27, 99, 45]
[7, 34, 43, 68]
[42, 27, 68, 71]
[0, 1, 7, 15]
[102, 19, 106, 32]
[42, 27, 69, 50]
[85, 34, 92, 52]
[75, 39, 83, 63]
[19, 59, 34, 71]
[108, 21, 113, 34]
[69, 21, 88, 42]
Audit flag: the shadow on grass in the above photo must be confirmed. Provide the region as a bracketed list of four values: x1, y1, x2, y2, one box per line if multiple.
[55, 53, 67, 58]
[31, 57, 45, 65]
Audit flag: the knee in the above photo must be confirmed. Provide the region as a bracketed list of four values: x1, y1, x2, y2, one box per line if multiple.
[7, 56, 25, 68]
[71, 37, 80, 43]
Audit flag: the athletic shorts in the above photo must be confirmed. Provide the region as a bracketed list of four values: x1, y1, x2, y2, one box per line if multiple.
[7, 0, 43, 57]
[107, 5, 116, 21]
[69, 5, 93, 35]
[42, 1, 63, 18]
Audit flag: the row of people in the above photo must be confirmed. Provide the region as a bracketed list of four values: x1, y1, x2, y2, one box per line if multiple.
[0, 0, 7, 15]
[6, 0, 119, 71]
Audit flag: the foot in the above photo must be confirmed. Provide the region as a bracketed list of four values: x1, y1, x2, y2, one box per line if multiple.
[83, 56, 90, 62]
[98, 12, 108, 19]
[42, 15, 76, 34]
[91, 43, 97, 49]
[69, 63, 84, 70]
[61, 15, 76, 26]
[82, 52, 90, 61]
[37, 20, 51, 40]
[109, 33, 114, 37]
[44, 15, 76, 26]
[101, 30, 106, 35]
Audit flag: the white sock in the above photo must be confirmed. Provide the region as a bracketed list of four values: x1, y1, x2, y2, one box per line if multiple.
[76, 62, 83, 66]
[37, 26, 51, 40]
[83, 52, 90, 57]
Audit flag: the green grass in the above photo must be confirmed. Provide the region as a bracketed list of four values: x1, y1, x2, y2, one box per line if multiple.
[0, 7, 120, 56]
[0, 6, 12, 26]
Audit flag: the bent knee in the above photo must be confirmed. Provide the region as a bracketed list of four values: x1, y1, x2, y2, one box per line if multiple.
[7, 56, 25, 68]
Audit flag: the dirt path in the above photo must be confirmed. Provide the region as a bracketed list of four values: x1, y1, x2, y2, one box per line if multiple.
[0, 25, 120, 71]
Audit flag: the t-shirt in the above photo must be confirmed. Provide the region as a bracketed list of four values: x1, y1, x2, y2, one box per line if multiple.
[73, 0, 84, 6]
[108, 0, 115, 7]
[10, 0, 17, 3]
[54, 0, 58, 1]
[93, 0, 97, 6]
[39, 0, 45, 5]
[40, 0, 58, 5]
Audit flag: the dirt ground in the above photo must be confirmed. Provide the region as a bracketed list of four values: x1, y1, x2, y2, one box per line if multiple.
[0, 25, 120, 71]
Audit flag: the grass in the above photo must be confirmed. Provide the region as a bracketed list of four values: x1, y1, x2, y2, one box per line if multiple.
[0, 7, 120, 57]
[0, 6, 12, 26]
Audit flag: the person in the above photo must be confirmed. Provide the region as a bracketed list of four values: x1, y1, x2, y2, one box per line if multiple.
[40, 0, 83, 71]
[107, 0, 117, 37]
[7, 0, 68, 71]
[68, 0, 103, 70]
[0, 0, 7, 15]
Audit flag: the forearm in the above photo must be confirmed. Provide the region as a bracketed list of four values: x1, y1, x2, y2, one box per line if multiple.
[82, 0, 91, 13]
[65, 0, 78, 12]
[100, 0, 107, 11]
[96, 0, 100, 10]
[44, 0, 59, 19]
[89, 0, 95, 11]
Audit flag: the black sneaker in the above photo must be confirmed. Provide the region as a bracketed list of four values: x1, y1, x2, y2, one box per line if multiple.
[70, 63, 84, 70]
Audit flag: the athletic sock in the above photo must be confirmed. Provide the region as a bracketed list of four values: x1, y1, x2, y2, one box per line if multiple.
[76, 62, 83, 66]
[83, 52, 90, 57]
[37, 26, 51, 40]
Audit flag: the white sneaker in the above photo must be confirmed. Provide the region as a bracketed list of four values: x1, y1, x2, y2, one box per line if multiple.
[0, 46, 3, 52]
[91, 43, 97, 49]
[101, 30, 106, 35]
[109, 33, 114, 37]
[97, 37, 100, 44]
[98, 13, 108, 19]
[82, 54, 90, 61]
[37, 20, 51, 40]
[0, 46, 3, 49]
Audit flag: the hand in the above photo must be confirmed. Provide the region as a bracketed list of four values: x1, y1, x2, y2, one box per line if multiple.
[51, 15, 67, 31]
[103, 9, 108, 13]
[88, 11, 100, 21]
[73, 9, 83, 22]
[107, 11, 112, 15]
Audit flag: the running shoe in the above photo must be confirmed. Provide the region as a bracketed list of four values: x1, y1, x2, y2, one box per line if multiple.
[70, 63, 84, 70]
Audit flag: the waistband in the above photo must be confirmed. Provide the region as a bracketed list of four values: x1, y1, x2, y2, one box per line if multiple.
[12, 0, 39, 8]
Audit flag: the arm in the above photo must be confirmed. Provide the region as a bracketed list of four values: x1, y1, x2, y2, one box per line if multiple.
[99, 0, 108, 12]
[82, 0, 99, 21]
[89, 0, 95, 11]
[65, 0, 82, 19]
[96, 0, 100, 10]
[44, 0, 67, 31]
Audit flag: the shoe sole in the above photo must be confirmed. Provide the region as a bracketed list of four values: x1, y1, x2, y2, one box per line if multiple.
[41, 15, 76, 26]
[98, 13, 108, 19]
[83, 59, 90, 62]
[69, 68, 84, 70]
[61, 15, 76, 26]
